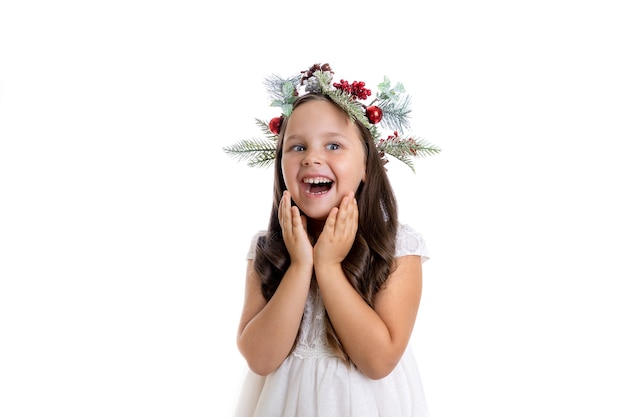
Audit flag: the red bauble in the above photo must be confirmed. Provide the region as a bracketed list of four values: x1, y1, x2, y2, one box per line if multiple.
[269, 116, 283, 135]
[366, 106, 383, 124]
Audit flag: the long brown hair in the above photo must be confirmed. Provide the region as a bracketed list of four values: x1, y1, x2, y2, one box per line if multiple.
[254, 93, 399, 361]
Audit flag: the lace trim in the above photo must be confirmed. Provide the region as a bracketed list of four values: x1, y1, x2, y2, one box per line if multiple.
[396, 223, 430, 261]
[292, 282, 339, 359]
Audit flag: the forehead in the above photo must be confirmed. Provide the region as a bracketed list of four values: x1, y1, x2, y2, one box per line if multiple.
[284, 99, 360, 139]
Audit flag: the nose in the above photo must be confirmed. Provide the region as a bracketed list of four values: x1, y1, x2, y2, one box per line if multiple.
[302, 150, 322, 166]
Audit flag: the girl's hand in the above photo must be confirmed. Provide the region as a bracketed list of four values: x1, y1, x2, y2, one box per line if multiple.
[314, 192, 358, 267]
[278, 191, 313, 266]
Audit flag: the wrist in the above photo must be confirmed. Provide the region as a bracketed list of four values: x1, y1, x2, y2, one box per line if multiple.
[289, 261, 314, 274]
[313, 261, 343, 280]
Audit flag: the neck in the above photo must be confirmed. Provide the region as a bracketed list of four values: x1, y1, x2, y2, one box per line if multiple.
[307, 217, 326, 241]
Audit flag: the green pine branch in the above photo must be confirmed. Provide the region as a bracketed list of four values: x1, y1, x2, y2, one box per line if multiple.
[377, 136, 441, 172]
[223, 119, 280, 168]
[255, 118, 276, 138]
[247, 152, 278, 168]
[377, 95, 412, 132]
[222, 137, 277, 168]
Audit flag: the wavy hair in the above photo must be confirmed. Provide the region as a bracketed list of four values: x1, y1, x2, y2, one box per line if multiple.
[254, 93, 399, 362]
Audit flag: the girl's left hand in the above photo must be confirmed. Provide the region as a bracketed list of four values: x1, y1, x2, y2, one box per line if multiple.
[314, 192, 358, 266]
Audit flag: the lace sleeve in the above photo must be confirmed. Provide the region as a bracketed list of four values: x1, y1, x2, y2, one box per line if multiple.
[246, 230, 266, 260]
[395, 223, 430, 263]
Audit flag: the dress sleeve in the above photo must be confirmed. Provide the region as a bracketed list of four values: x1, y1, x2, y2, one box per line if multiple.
[246, 230, 266, 260]
[395, 223, 430, 263]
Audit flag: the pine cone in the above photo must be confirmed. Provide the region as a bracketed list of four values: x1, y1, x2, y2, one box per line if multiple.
[300, 63, 334, 85]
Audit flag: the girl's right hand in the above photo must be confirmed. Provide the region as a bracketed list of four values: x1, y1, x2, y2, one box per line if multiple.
[278, 191, 313, 266]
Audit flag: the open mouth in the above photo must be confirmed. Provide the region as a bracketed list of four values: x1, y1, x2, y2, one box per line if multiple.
[303, 177, 334, 195]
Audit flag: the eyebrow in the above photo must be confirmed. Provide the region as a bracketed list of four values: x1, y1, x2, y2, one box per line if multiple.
[284, 132, 350, 142]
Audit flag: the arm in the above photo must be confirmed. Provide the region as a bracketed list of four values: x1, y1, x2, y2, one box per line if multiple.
[237, 259, 312, 376]
[315, 255, 422, 380]
[237, 191, 314, 375]
[314, 194, 423, 379]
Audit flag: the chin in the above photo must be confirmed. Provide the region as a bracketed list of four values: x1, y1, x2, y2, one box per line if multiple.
[298, 206, 333, 222]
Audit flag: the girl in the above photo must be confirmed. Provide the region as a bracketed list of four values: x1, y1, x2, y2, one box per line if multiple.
[226, 64, 439, 417]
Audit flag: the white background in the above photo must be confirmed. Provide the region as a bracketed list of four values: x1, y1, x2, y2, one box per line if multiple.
[1, 1, 625, 416]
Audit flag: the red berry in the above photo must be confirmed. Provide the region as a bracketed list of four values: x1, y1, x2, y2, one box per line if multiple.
[366, 106, 383, 124]
[269, 116, 283, 135]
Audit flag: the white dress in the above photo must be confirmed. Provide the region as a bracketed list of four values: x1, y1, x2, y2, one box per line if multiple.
[234, 223, 430, 417]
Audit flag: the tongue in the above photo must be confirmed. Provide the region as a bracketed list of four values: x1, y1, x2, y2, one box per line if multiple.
[310, 183, 331, 193]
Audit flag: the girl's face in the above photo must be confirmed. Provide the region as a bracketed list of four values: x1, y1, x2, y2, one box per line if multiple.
[281, 99, 366, 221]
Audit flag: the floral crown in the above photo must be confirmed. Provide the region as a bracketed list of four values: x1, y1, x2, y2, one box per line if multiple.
[223, 63, 440, 172]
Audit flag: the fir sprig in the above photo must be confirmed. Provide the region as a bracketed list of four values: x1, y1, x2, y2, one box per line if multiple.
[378, 135, 441, 173]
[254, 118, 277, 138]
[222, 119, 278, 168]
[222, 138, 276, 168]
[372, 76, 413, 131]
[376, 95, 412, 132]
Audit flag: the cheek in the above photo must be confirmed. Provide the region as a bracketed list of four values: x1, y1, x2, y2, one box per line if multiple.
[281, 158, 298, 187]
[357, 156, 367, 183]
[346, 166, 366, 192]
[357, 154, 367, 180]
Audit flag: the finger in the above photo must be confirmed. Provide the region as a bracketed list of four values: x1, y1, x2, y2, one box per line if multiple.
[335, 195, 352, 231]
[324, 207, 339, 236]
[346, 193, 357, 223]
[301, 214, 308, 234]
[338, 193, 357, 237]
[291, 205, 301, 229]
[280, 191, 292, 232]
[278, 193, 284, 227]
[349, 197, 359, 235]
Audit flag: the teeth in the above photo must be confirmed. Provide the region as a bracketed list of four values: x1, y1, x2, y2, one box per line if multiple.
[303, 177, 332, 184]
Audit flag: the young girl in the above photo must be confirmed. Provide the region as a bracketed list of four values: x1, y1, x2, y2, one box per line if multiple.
[224, 64, 440, 417]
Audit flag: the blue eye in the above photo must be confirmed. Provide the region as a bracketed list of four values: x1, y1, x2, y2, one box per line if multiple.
[290, 144, 305, 152]
[327, 143, 340, 150]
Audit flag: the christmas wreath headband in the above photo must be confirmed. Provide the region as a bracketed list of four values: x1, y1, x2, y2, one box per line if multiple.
[223, 63, 441, 172]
